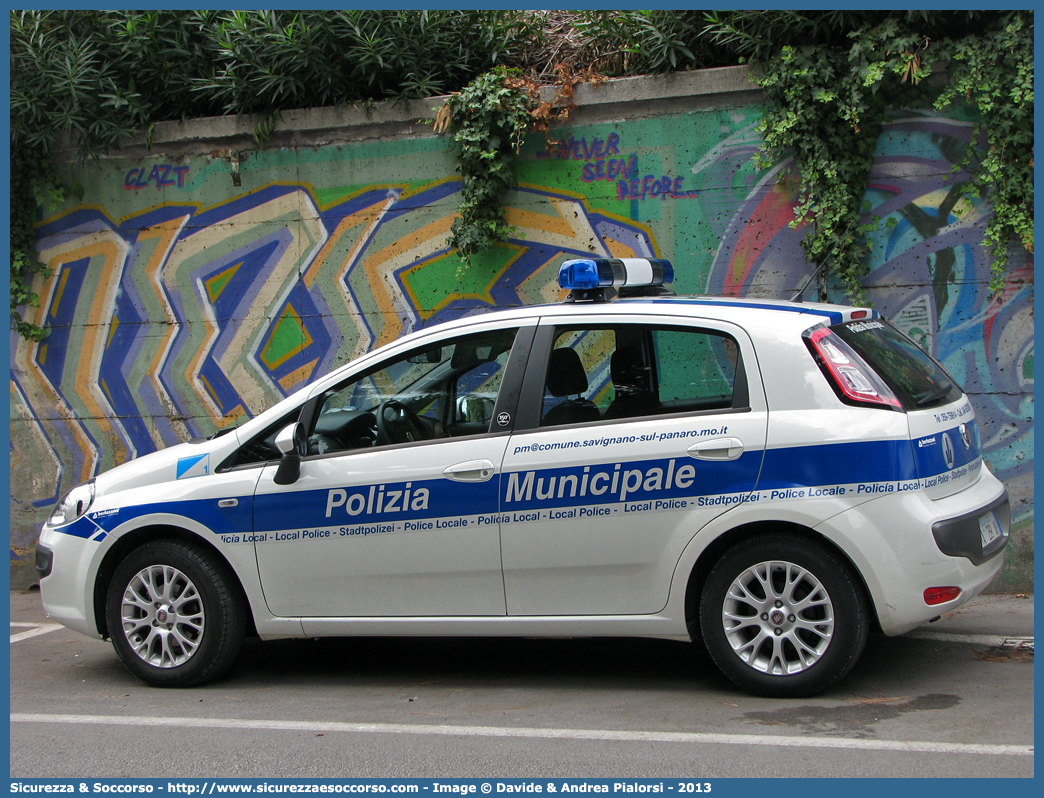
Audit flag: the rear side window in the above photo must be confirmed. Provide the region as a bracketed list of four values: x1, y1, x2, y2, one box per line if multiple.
[829, 319, 962, 410]
[653, 328, 738, 407]
[540, 324, 743, 426]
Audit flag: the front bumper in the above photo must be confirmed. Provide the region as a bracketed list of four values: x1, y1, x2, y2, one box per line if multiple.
[36, 523, 105, 639]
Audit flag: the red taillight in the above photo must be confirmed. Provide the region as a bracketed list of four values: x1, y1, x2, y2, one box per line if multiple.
[850, 310, 868, 319]
[924, 586, 962, 605]
[807, 328, 903, 409]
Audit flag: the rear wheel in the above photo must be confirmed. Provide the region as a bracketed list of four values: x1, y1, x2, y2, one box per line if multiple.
[106, 539, 244, 687]
[699, 534, 868, 697]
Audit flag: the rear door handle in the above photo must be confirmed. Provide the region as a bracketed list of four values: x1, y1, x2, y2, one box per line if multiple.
[687, 438, 744, 461]
[443, 459, 496, 482]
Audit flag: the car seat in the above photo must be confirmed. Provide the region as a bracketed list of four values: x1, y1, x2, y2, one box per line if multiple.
[605, 346, 656, 420]
[541, 348, 601, 427]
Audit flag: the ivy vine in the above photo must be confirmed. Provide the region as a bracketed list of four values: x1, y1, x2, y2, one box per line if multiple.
[433, 68, 535, 268]
[755, 47, 881, 302]
[433, 66, 599, 268]
[736, 12, 1033, 300]
[934, 13, 1034, 285]
[9, 161, 60, 341]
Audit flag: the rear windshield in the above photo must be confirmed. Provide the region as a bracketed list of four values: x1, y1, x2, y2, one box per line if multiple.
[831, 319, 963, 410]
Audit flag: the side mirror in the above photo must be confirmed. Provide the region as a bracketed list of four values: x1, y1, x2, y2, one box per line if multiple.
[273, 423, 306, 485]
[457, 395, 495, 424]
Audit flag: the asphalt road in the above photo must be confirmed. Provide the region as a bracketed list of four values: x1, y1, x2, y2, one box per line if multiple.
[9, 589, 1033, 780]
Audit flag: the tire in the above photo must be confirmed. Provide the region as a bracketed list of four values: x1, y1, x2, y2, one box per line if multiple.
[699, 534, 868, 698]
[105, 539, 245, 687]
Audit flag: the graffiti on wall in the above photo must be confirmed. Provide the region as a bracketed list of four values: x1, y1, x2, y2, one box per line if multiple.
[11, 181, 657, 521]
[536, 131, 701, 200]
[697, 112, 1033, 500]
[10, 110, 1033, 569]
[124, 164, 191, 191]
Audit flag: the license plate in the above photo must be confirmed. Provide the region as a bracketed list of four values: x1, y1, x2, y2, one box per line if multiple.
[979, 511, 1003, 549]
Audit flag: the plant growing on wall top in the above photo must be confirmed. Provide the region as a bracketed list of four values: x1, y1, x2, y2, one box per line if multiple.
[9, 9, 1032, 338]
[7, 9, 541, 339]
[432, 65, 599, 268]
[433, 68, 535, 269]
[705, 10, 1033, 300]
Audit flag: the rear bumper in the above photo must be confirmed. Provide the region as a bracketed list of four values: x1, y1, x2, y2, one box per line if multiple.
[931, 491, 1010, 565]
[817, 468, 1010, 636]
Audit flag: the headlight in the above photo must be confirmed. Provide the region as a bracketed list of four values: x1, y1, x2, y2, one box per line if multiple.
[48, 481, 95, 526]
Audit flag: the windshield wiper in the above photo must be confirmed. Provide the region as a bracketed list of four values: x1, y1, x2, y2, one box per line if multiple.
[915, 383, 954, 407]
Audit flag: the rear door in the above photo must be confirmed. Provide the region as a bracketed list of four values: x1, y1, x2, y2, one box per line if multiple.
[499, 313, 768, 616]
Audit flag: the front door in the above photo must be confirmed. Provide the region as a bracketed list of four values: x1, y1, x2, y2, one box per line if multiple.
[250, 325, 525, 618]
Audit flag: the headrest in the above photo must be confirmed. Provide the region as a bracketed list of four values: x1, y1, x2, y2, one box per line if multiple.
[611, 347, 650, 392]
[546, 348, 589, 397]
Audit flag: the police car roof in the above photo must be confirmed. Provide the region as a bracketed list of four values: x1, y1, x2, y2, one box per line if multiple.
[353, 295, 871, 370]
[460, 293, 870, 328]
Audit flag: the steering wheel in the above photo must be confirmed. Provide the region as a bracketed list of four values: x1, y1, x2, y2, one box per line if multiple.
[375, 400, 430, 445]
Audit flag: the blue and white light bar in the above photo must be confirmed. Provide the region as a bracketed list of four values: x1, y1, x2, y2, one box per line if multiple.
[558, 258, 675, 291]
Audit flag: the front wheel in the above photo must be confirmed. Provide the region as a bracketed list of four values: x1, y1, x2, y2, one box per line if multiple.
[699, 534, 869, 697]
[106, 539, 245, 687]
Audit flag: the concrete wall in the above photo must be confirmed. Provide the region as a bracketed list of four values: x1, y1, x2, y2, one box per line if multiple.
[10, 66, 1033, 590]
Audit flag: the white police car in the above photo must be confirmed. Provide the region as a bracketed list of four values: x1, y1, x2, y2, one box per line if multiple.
[36, 258, 1010, 697]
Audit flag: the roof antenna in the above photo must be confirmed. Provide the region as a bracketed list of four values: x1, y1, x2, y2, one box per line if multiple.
[791, 217, 861, 303]
[791, 261, 828, 303]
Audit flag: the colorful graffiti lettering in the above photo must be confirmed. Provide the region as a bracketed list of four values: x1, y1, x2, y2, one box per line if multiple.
[538, 131, 697, 200]
[12, 181, 657, 510]
[540, 132, 637, 188]
[537, 133, 623, 161]
[617, 175, 698, 201]
[124, 164, 190, 191]
[581, 155, 637, 184]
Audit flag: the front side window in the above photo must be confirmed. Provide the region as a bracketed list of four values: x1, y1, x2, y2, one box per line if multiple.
[228, 408, 302, 468]
[309, 328, 518, 453]
[540, 325, 741, 427]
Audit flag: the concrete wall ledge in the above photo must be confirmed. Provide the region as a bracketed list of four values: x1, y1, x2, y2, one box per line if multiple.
[58, 65, 760, 159]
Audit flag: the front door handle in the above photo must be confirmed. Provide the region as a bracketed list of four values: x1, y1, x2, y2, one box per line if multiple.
[687, 438, 744, 461]
[443, 459, 496, 482]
